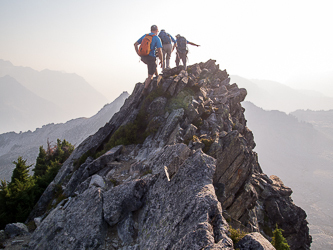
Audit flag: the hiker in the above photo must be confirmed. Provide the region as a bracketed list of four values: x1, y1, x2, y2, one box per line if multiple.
[158, 29, 176, 70]
[175, 34, 200, 70]
[134, 25, 163, 94]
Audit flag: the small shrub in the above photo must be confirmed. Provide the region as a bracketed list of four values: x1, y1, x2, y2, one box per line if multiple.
[73, 151, 95, 171]
[109, 179, 119, 187]
[26, 220, 37, 231]
[271, 225, 290, 250]
[165, 89, 194, 113]
[142, 169, 152, 176]
[201, 138, 214, 153]
[229, 226, 247, 245]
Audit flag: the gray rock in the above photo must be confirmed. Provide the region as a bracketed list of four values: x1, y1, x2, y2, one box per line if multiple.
[34, 217, 42, 228]
[156, 108, 184, 148]
[119, 245, 140, 250]
[183, 124, 198, 142]
[64, 145, 123, 196]
[190, 63, 202, 77]
[147, 97, 167, 118]
[103, 179, 147, 226]
[117, 212, 136, 244]
[235, 232, 275, 250]
[28, 186, 106, 249]
[138, 149, 233, 249]
[5, 223, 29, 238]
[89, 174, 105, 188]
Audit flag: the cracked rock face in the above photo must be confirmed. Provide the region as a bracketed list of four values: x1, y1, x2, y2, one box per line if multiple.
[27, 60, 311, 249]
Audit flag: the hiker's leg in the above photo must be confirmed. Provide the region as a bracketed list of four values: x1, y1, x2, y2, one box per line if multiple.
[162, 45, 167, 70]
[175, 53, 180, 67]
[144, 74, 153, 89]
[181, 53, 187, 70]
[144, 56, 157, 90]
[165, 44, 172, 69]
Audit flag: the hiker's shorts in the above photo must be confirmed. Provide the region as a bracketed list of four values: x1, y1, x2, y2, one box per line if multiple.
[141, 56, 157, 76]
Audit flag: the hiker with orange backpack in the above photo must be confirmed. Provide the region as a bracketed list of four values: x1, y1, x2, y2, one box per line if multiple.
[134, 25, 163, 94]
[175, 34, 200, 70]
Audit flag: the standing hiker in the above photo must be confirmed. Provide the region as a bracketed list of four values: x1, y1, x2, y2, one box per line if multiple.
[134, 25, 163, 95]
[158, 29, 176, 70]
[175, 34, 200, 70]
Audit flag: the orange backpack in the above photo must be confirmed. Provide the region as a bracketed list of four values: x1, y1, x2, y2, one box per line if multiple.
[138, 34, 155, 56]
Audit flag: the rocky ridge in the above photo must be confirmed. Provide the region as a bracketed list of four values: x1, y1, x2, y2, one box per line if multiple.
[26, 60, 311, 249]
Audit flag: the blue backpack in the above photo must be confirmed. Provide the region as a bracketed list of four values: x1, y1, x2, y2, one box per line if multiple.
[177, 36, 187, 54]
[158, 31, 171, 45]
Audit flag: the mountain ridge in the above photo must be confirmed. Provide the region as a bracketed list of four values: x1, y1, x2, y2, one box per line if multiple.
[0, 75, 65, 133]
[25, 60, 311, 249]
[232, 75, 333, 113]
[0, 59, 109, 130]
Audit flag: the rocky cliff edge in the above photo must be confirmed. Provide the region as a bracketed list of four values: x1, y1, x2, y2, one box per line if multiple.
[26, 60, 311, 250]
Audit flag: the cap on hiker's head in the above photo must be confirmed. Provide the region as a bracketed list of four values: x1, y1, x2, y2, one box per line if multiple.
[161, 29, 165, 32]
[151, 25, 158, 31]
[176, 34, 180, 37]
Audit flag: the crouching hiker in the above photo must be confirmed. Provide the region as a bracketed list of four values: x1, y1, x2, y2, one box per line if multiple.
[134, 25, 163, 95]
[175, 34, 200, 70]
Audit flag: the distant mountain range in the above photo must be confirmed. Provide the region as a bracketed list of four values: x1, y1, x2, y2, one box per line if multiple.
[0, 91, 129, 182]
[0, 59, 109, 133]
[232, 75, 333, 113]
[286, 71, 333, 98]
[0, 75, 65, 133]
[243, 101, 333, 249]
[291, 109, 333, 140]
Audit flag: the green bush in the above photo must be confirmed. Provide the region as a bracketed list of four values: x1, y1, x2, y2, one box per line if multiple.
[271, 225, 290, 250]
[229, 226, 247, 245]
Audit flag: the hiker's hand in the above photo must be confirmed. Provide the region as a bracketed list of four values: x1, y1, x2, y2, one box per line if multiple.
[159, 61, 163, 68]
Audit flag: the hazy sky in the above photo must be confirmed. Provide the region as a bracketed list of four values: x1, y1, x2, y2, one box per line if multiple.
[1, 0, 333, 101]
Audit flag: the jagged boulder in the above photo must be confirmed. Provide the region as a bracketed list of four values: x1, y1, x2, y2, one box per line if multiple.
[27, 60, 311, 249]
[139, 148, 233, 249]
[28, 186, 106, 249]
[235, 232, 275, 250]
[4, 222, 29, 238]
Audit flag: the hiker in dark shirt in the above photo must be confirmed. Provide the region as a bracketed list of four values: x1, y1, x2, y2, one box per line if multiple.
[134, 25, 163, 94]
[175, 34, 200, 70]
[158, 29, 176, 70]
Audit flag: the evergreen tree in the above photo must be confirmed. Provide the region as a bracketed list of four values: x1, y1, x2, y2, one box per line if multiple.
[0, 139, 74, 229]
[271, 224, 290, 250]
[0, 157, 35, 228]
[33, 146, 48, 177]
[11, 157, 31, 184]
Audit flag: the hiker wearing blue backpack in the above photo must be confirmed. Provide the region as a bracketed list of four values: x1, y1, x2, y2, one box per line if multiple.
[134, 25, 163, 95]
[158, 29, 176, 70]
[175, 34, 200, 70]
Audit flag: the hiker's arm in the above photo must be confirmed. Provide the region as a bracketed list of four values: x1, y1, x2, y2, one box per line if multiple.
[157, 47, 163, 68]
[172, 43, 177, 52]
[188, 41, 200, 47]
[134, 42, 140, 55]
